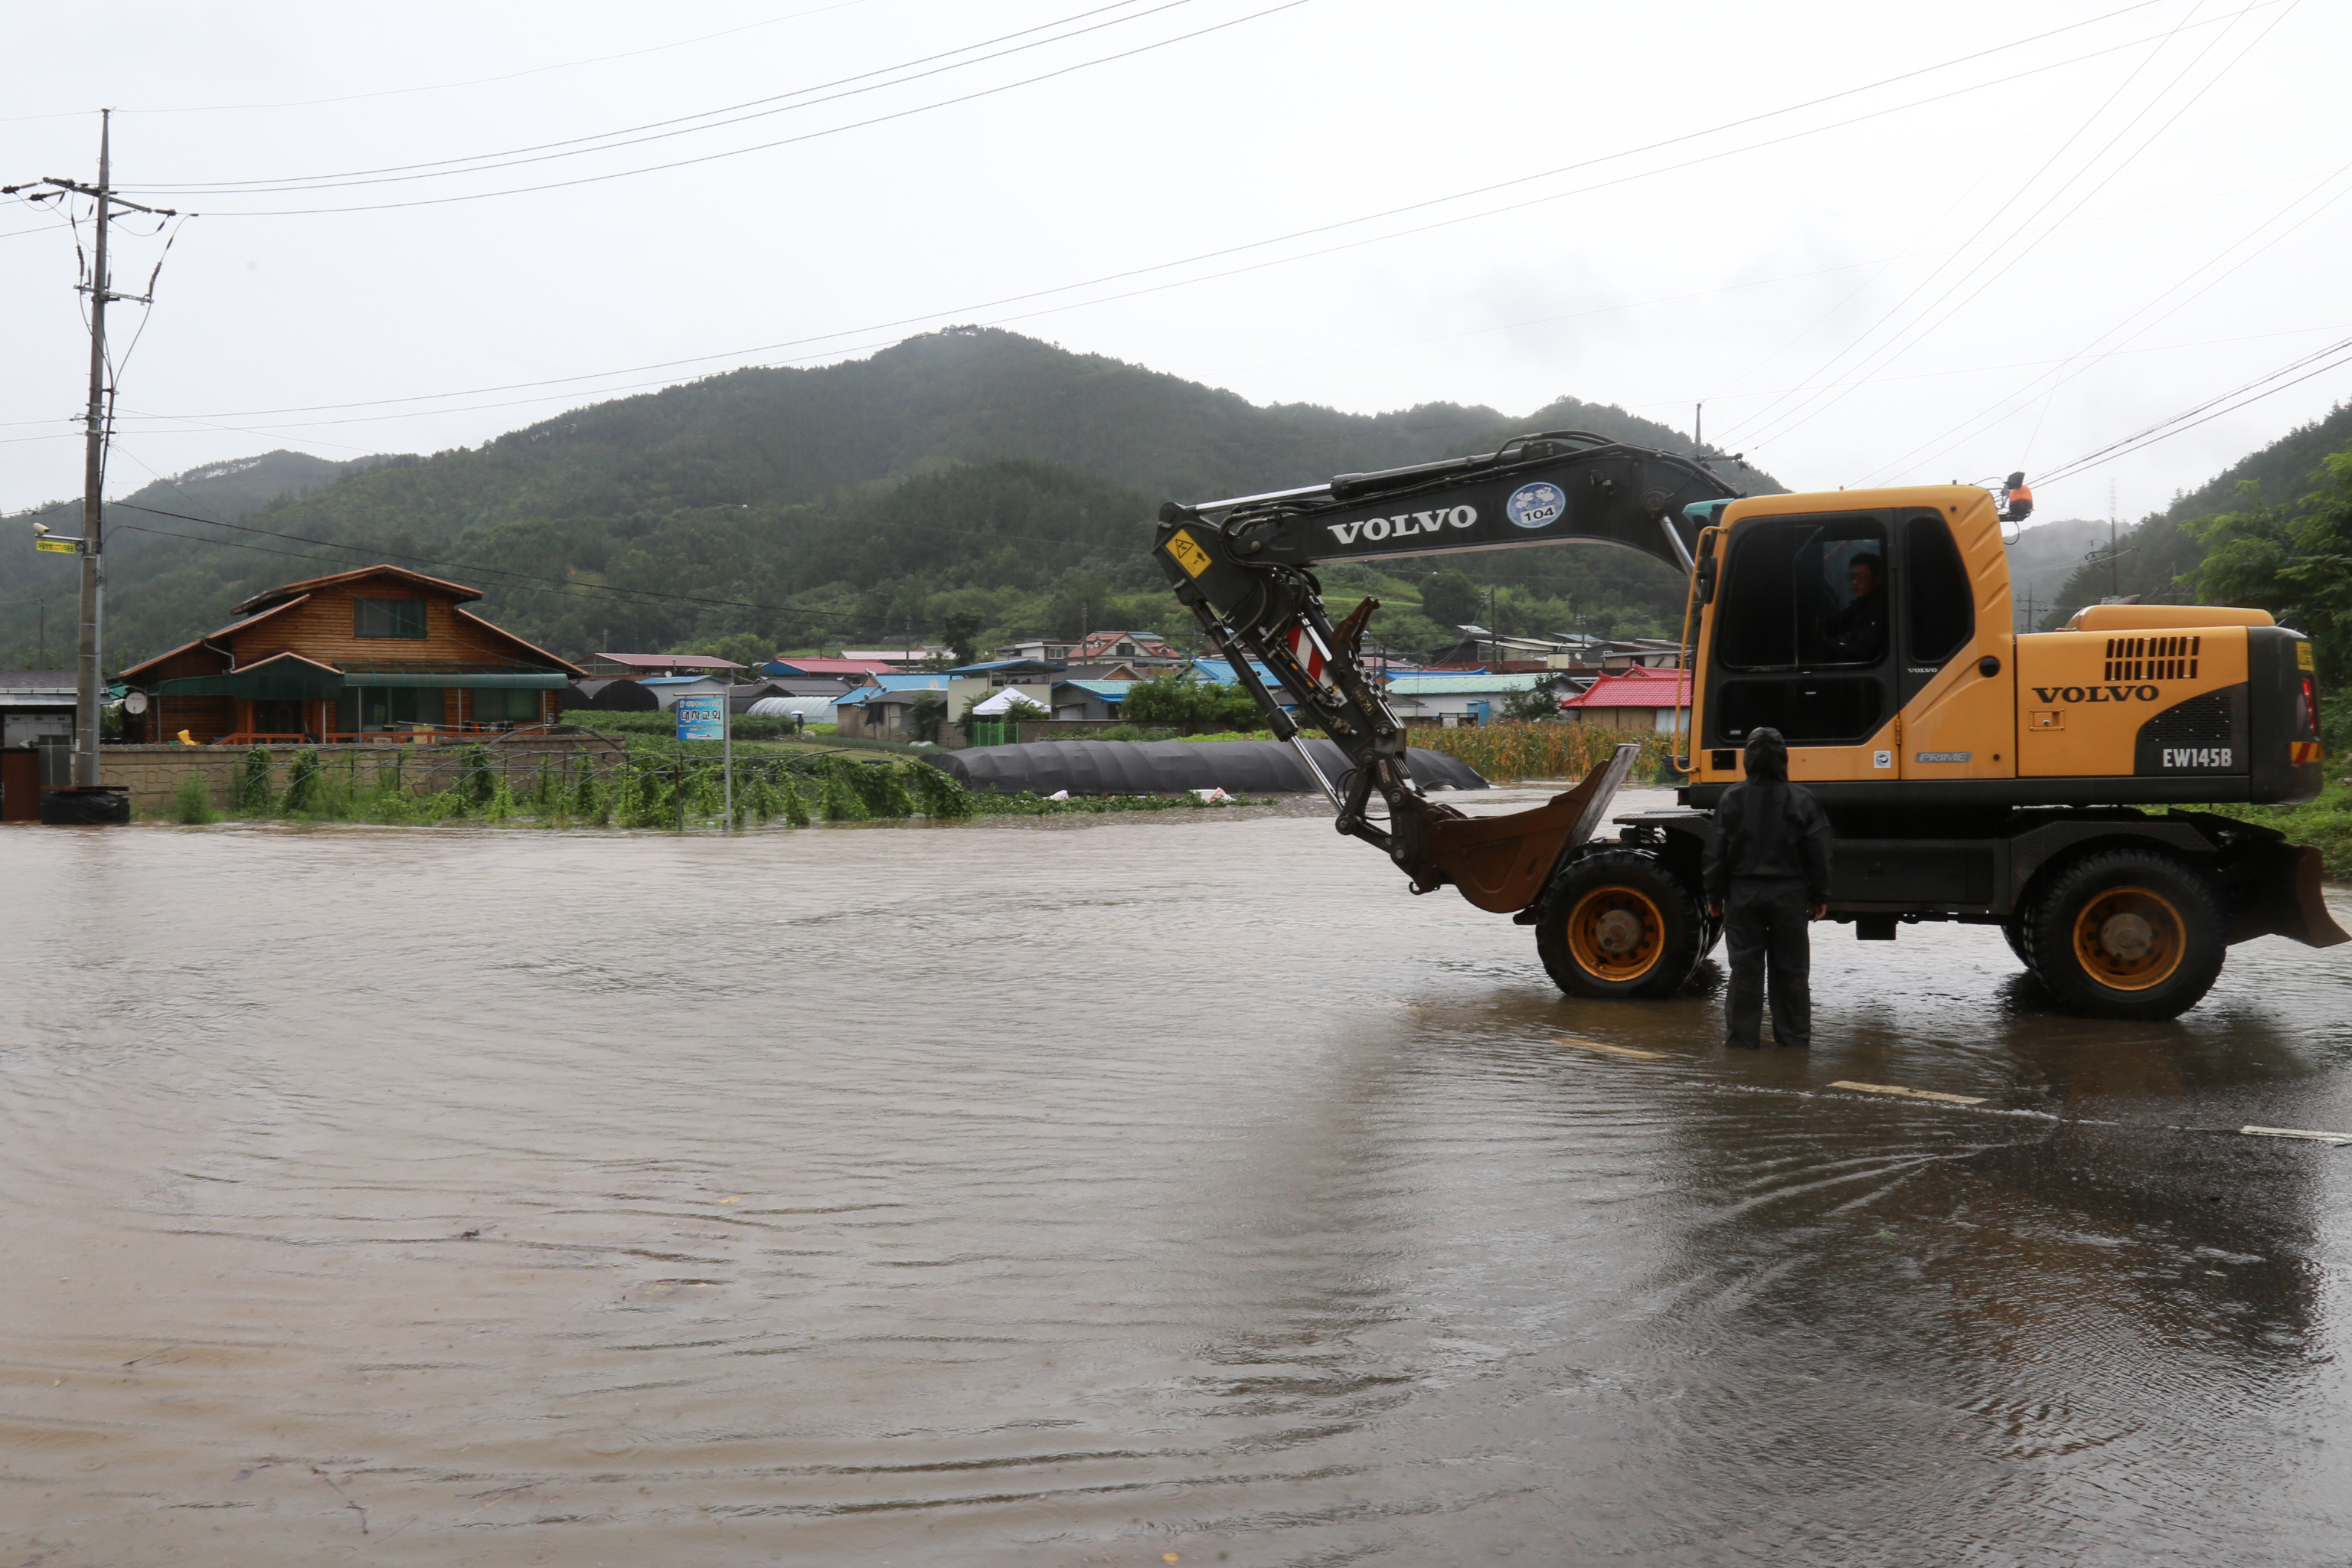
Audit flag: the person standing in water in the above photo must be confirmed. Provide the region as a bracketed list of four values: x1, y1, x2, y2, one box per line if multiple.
[1704, 727, 1834, 1049]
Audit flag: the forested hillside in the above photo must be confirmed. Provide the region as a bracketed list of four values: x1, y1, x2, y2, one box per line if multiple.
[2, 328, 1781, 666]
[2043, 402, 2352, 626]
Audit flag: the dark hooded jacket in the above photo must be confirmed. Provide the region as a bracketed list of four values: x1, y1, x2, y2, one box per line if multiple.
[1703, 729, 1834, 902]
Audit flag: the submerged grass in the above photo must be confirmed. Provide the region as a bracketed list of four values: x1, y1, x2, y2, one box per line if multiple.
[155, 740, 1254, 831]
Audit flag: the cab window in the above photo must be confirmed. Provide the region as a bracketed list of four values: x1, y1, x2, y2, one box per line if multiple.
[1707, 514, 1890, 747]
[1903, 514, 1972, 665]
[1713, 517, 1888, 671]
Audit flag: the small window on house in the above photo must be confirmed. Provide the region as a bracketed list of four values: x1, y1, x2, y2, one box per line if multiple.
[354, 598, 427, 638]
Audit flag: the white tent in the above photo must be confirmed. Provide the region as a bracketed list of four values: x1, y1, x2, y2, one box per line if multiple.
[970, 688, 1050, 717]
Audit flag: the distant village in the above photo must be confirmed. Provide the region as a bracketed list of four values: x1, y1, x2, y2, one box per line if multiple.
[0, 561, 1693, 816]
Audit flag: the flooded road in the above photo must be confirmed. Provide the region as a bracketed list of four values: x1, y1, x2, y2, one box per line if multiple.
[6, 786, 2352, 1565]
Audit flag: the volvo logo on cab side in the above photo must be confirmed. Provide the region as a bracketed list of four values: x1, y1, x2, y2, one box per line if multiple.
[2032, 684, 2161, 703]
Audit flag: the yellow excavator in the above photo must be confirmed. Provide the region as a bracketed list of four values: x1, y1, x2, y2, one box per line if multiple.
[1152, 433, 2343, 1020]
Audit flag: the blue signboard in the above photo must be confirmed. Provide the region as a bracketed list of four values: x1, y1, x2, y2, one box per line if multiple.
[675, 696, 725, 741]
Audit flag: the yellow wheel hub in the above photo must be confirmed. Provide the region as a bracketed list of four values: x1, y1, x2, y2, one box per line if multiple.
[2070, 887, 2186, 991]
[1566, 886, 1666, 982]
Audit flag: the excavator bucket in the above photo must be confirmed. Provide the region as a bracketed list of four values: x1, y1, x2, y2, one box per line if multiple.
[1391, 743, 1642, 913]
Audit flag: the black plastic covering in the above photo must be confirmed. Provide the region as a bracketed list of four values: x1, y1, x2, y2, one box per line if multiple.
[563, 678, 660, 712]
[40, 786, 130, 825]
[924, 738, 1488, 797]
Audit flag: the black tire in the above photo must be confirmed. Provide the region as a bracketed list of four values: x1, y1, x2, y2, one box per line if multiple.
[2001, 918, 2030, 968]
[1535, 848, 1710, 999]
[2021, 848, 2226, 1020]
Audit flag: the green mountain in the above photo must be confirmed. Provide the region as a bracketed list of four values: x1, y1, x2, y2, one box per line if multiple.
[2043, 401, 2352, 627]
[1, 328, 1784, 668]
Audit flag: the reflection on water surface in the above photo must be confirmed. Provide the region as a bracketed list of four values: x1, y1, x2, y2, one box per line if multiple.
[4, 791, 2351, 1564]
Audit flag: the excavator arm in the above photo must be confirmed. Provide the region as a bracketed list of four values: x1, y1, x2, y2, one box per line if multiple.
[1152, 432, 1740, 910]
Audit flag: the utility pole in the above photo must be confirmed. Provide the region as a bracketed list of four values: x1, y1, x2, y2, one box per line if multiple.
[1694, 400, 1704, 456]
[8, 113, 175, 789]
[2108, 479, 2121, 600]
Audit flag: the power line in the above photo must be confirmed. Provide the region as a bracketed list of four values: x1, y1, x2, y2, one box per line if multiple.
[2034, 336, 2352, 487]
[1864, 157, 2352, 486]
[128, 0, 1315, 217]
[1785, 0, 2297, 468]
[126, 0, 1183, 193]
[8, 2, 2220, 437]
[0, 0, 881, 122]
[1730, 0, 2271, 453]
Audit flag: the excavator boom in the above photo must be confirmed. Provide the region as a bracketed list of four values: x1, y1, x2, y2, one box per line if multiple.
[1152, 431, 1738, 906]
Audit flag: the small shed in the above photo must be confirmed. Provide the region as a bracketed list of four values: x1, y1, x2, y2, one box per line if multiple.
[635, 674, 734, 711]
[1382, 672, 1550, 727]
[1050, 680, 1133, 722]
[1557, 668, 1691, 733]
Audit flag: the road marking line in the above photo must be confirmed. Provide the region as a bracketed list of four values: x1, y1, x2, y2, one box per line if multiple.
[1559, 1035, 1668, 1059]
[2240, 1125, 2352, 1145]
[1828, 1080, 1988, 1107]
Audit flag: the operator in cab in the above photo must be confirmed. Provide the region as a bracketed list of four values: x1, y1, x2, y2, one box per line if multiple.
[1704, 727, 1834, 1049]
[1821, 551, 1887, 663]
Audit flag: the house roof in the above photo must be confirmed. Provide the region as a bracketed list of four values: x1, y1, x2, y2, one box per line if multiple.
[1383, 673, 1550, 695]
[763, 657, 901, 677]
[863, 672, 952, 693]
[839, 683, 947, 707]
[636, 674, 732, 688]
[586, 652, 748, 671]
[1068, 629, 1180, 656]
[0, 668, 77, 698]
[1560, 668, 1692, 708]
[948, 658, 1066, 676]
[1054, 680, 1135, 701]
[230, 564, 482, 616]
[122, 581, 583, 684]
[1187, 658, 1283, 688]
[119, 596, 314, 681]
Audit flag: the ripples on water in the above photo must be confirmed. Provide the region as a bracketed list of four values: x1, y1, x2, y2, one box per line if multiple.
[4, 791, 2351, 1564]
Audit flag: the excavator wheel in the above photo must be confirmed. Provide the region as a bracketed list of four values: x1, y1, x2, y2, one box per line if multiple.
[2020, 847, 2227, 1020]
[1535, 848, 1709, 1000]
[2000, 918, 2030, 969]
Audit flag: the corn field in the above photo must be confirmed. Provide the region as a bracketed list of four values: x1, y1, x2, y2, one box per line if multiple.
[1410, 724, 1681, 785]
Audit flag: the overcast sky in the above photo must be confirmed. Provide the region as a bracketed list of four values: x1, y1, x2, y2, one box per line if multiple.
[3, 0, 2347, 523]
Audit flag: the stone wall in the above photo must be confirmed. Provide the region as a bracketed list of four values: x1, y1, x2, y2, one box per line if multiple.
[101, 731, 629, 813]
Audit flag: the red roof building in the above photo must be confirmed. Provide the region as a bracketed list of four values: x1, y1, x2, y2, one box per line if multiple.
[577, 652, 749, 678]
[762, 657, 902, 680]
[1556, 667, 1691, 733]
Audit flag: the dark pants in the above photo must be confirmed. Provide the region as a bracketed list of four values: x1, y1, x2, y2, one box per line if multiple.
[1723, 877, 1812, 1048]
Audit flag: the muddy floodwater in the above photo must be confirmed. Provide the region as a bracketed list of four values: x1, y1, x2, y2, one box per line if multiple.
[8, 786, 2352, 1566]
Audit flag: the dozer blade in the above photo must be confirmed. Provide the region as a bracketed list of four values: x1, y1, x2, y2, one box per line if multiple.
[1392, 743, 1642, 913]
[2228, 839, 2351, 949]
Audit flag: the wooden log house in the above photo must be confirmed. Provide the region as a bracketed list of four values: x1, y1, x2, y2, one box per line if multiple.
[119, 566, 586, 744]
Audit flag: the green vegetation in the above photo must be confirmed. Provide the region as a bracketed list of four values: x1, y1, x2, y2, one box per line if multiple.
[2192, 451, 2352, 697]
[154, 738, 1254, 831]
[2224, 780, 2352, 880]
[1120, 673, 1263, 732]
[2040, 403, 2352, 629]
[3, 329, 1777, 671]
